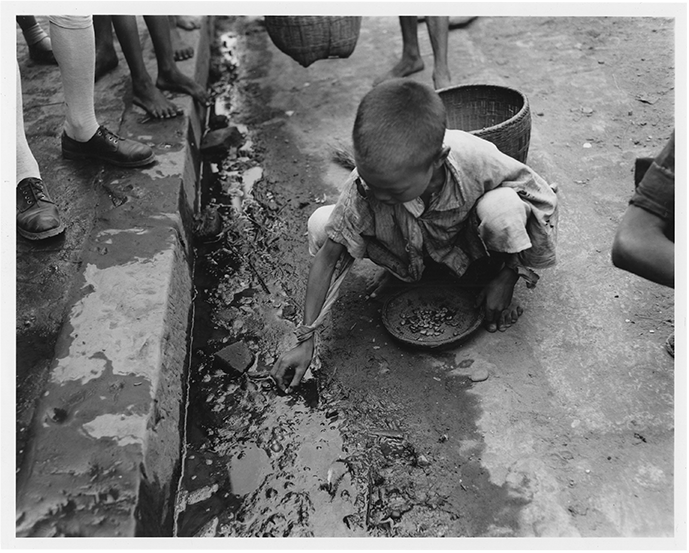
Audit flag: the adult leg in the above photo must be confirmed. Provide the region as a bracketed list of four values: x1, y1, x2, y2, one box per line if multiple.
[174, 15, 201, 30]
[110, 15, 182, 118]
[50, 15, 155, 167]
[168, 15, 194, 61]
[372, 16, 425, 87]
[93, 15, 119, 81]
[425, 16, 451, 89]
[16, 63, 64, 239]
[17, 15, 56, 64]
[144, 15, 209, 105]
[49, 16, 99, 142]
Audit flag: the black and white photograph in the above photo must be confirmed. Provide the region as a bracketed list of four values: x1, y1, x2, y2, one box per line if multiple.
[6, 1, 685, 549]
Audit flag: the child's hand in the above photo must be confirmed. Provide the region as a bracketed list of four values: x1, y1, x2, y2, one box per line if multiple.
[271, 340, 315, 393]
[475, 267, 522, 332]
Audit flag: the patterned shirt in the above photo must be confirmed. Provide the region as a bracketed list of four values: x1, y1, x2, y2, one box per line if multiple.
[325, 130, 559, 282]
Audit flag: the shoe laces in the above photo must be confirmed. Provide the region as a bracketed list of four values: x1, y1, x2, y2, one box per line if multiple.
[19, 178, 53, 206]
[99, 126, 120, 145]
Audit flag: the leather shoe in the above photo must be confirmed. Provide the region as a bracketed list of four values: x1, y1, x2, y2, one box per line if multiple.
[62, 126, 155, 168]
[17, 178, 65, 240]
[28, 43, 57, 65]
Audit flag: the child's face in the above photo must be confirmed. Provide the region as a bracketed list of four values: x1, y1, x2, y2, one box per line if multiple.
[357, 159, 435, 205]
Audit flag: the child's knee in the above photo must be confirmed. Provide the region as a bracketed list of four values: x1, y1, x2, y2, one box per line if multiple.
[476, 187, 532, 253]
[307, 205, 335, 256]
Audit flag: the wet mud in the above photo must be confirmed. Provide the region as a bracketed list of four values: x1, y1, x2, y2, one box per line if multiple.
[173, 17, 524, 538]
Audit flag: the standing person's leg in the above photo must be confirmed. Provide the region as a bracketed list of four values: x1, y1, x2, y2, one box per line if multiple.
[17, 15, 56, 65]
[425, 16, 451, 89]
[49, 15, 155, 167]
[93, 15, 119, 81]
[143, 15, 209, 105]
[48, 15, 99, 142]
[110, 15, 182, 118]
[373, 16, 425, 87]
[167, 15, 194, 61]
[16, 63, 64, 239]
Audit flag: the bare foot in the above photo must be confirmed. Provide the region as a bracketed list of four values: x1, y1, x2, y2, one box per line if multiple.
[132, 79, 183, 119]
[175, 15, 201, 30]
[156, 68, 210, 105]
[372, 55, 425, 87]
[475, 266, 521, 332]
[433, 69, 452, 90]
[171, 26, 195, 61]
[95, 45, 118, 82]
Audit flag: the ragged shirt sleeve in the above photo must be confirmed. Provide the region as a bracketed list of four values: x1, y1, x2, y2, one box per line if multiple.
[324, 169, 372, 259]
[446, 130, 559, 268]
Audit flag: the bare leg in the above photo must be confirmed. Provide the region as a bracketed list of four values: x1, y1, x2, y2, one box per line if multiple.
[372, 16, 425, 87]
[111, 15, 182, 118]
[175, 15, 201, 30]
[425, 16, 451, 89]
[144, 16, 209, 105]
[93, 15, 119, 81]
[168, 15, 194, 61]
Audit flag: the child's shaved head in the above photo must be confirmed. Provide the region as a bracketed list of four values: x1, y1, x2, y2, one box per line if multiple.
[352, 79, 447, 172]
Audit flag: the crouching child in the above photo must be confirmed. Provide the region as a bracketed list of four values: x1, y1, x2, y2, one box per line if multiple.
[272, 78, 558, 392]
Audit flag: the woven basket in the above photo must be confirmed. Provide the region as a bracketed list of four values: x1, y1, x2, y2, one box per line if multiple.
[438, 84, 531, 163]
[264, 16, 362, 68]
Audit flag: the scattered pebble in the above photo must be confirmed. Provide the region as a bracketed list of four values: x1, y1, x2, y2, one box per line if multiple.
[470, 367, 489, 382]
[583, 142, 592, 148]
[416, 454, 431, 467]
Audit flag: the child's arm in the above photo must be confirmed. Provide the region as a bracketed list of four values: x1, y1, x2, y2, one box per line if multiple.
[271, 237, 346, 392]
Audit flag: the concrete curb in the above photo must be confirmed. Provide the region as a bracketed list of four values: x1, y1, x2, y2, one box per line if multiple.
[15, 17, 213, 537]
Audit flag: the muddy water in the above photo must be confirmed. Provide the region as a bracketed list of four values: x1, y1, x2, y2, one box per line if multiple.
[172, 17, 527, 538]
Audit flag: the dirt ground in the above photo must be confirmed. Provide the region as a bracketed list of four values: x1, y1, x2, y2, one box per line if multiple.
[174, 15, 677, 539]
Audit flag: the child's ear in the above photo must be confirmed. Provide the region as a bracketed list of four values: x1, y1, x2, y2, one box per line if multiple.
[434, 146, 451, 167]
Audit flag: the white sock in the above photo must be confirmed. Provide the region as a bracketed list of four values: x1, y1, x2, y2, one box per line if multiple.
[22, 22, 50, 47]
[16, 63, 40, 184]
[49, 20, 100, 142]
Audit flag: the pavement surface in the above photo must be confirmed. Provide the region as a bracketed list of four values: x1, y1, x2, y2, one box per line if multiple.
[14, 15, 211, 537]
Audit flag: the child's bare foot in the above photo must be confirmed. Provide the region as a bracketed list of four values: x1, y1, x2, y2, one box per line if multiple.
[475, 266, 522, 332]
[132, 79, 183, 119]
[175, 15, 201, 30]
[171, 26, 195, 61]
[95, 45, 118, 82]
[157, 68, 210, 105]
[372, 55, 425, 87]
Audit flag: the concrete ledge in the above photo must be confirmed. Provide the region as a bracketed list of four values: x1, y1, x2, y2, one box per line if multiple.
[15, 16, 214, 537]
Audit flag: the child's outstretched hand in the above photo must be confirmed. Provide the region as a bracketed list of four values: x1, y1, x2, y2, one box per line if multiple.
[474, 267, 522, 332]
[271, 340, 314, 393]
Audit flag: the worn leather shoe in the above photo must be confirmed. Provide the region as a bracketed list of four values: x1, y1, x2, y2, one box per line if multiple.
[28, 42, 57, 65]
[17, 178, 65, 240]
[62, 126, 155, 168]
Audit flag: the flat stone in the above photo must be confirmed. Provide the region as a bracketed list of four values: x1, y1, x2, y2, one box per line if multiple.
[200, 126, 243, 156]
[215, 341, 254, 373]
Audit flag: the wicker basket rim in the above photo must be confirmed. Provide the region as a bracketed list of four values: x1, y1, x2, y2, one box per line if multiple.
[438, 83, 530, 136]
